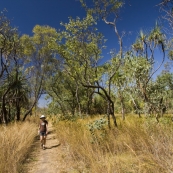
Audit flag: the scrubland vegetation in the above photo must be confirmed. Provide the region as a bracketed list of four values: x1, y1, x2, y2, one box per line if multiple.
[54, 115, 173, 173]
[0, 121, 37, 173]
[1, 0, 173, 172]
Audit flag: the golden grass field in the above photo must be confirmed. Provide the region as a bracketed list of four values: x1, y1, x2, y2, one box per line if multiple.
[0, 114, 173, 173]
[54, 115, 173, 173]
[0, 120, 37, 173]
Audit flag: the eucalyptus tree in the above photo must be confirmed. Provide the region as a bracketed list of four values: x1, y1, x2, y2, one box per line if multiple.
[59, 14, 119, 127]
[21, 25, 60, 120]
[71, 0, 126, 126]
[59, 14, 103, 115]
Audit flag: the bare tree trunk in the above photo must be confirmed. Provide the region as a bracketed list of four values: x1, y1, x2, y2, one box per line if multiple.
[121, 101, 125, 120]
[23, 89, 42, 121]
[107, 100, 111, 129]
[16, 101, 20, 121]
[120, 93, 125, 120]
[86, 89, 90, 116]
[110, 102, 117, 127]
[23, 100, 37, 121]
[86, 89, 94, 116]
[1, 86, 11, 124]
[76, 85, 82, 117]
[23, 76, 43, 121]
[2, 98, 8, 124]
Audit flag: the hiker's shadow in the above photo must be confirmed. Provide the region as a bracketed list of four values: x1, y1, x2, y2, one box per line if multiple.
[46, 143, 61, 149]
[47, 130, 55, 135]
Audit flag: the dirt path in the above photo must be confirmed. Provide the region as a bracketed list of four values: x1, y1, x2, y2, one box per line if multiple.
[23, 123, 71, 173]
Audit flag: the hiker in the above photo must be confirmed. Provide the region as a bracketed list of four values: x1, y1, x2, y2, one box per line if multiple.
[38, 115, 48, 149]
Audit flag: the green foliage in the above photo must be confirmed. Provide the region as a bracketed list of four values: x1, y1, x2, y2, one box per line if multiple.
[80, 0, 124, 19]
[87, 118, 107, 131]
[87, 117, 108, 143]
[168, 50, 173, 60]
[60, 13, 105, 84]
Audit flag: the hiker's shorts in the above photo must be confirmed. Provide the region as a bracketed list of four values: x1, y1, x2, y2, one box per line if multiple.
[40, 132, 47, 136]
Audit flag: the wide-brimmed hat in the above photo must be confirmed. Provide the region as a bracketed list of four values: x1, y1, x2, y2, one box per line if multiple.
[40, 115, 46, 119]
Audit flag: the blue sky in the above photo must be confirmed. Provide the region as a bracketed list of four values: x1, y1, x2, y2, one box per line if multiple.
[1, 0, 161, 45]
[1, 0, 163, 60]
[0, 0, 162, 57]
[0, 0, 162, 107]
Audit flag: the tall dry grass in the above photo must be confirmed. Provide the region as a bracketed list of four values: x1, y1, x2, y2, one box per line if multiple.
[0, 121, 37, 173]
[55, 116, 173, 173]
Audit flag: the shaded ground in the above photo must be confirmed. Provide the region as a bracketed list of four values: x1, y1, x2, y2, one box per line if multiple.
[22, 123, 73, 173]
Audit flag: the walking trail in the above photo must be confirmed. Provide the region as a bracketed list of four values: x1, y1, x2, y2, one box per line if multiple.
[23, 123, 72, 173]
